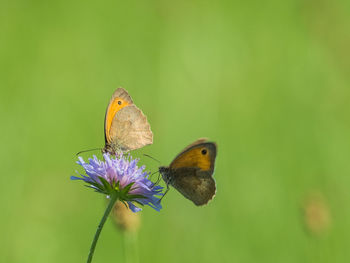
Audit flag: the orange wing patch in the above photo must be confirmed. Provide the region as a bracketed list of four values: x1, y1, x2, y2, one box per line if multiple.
[170, 146, 212, 171]
[105, 97, 131, 143]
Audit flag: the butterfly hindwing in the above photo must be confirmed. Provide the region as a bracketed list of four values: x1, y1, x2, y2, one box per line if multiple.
[170, 168, 216, 206]
[109, 105, 153, 152]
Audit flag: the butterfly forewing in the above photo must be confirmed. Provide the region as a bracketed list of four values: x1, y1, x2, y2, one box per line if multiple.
[104, 88, 134, 144]
[169, 142, 217, 174]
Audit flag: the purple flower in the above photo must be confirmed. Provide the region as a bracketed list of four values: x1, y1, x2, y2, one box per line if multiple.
[71, 154, 163, 212]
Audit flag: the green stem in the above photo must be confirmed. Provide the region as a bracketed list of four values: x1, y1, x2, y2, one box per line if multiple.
[87, 192, 118, 263]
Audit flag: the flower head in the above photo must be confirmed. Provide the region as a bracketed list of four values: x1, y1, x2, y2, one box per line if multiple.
[71, 154, 163, 212]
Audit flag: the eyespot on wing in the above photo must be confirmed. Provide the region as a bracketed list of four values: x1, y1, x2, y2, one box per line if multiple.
[170, 142, 217, 173]
[105, 88, 134, 143]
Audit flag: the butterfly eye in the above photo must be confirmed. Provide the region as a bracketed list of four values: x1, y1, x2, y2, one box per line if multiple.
[201, 149, 207, 155]
[117, 100, 122, 105]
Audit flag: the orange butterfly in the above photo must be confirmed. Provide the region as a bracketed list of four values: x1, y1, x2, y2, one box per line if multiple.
[159, 139, 217, 206]
[103, 88, 153, 154]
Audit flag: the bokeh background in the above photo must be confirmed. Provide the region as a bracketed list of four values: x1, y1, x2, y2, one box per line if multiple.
[1, 0, 350, 262]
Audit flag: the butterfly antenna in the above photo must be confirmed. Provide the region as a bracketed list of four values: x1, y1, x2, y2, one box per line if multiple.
[143, 154, 161, 164]
[154, 172, 162, 185]
[76, 148, 102, 156]
[152, 172, 162, 188]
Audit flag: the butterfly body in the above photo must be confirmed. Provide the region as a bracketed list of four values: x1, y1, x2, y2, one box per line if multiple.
[103, 88, 153, 155]
[159, 139, 217, 206]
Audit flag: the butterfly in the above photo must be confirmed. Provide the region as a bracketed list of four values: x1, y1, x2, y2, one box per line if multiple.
[103, 88, 153, 154]
[159, 139, 217, 206]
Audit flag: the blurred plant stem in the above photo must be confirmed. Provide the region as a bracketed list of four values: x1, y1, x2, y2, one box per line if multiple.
[111, 201, 140, 263]
[87, 192, 119, 263]
[122, 231, 139, 263]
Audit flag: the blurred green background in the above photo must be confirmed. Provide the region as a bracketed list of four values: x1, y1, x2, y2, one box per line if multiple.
[1, 0, 350, 262]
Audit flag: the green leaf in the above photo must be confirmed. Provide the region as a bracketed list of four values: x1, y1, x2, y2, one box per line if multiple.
[88, 182, 105, 192]
[84, 185, 105, 194]
[121, 182, 135, 194]
[127, 194, 147, 200]
[99, 176, 112, 193]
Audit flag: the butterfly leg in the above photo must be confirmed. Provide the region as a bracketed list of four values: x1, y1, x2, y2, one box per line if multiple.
[159, 183, 170, 204]
[154, 172, 162, 186]
[150, 171, 162, 189]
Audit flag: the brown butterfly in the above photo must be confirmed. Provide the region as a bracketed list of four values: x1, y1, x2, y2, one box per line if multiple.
[159, 139, 217, 206]
[103, 88, 153, 154]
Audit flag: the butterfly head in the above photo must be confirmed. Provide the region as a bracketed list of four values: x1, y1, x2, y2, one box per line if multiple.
[159, 166, 171, 184]
[102, 143, 113, 154]
[102, 143, 122, 155]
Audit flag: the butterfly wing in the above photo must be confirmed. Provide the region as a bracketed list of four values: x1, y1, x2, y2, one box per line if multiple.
[170, 140, 217, 174]
[104, 88, 134, 145]
[109, 105, 153, 152]
[166, 140, 217, 205]
[104, 88, 153, 153]
[170, 168, 216, 206]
